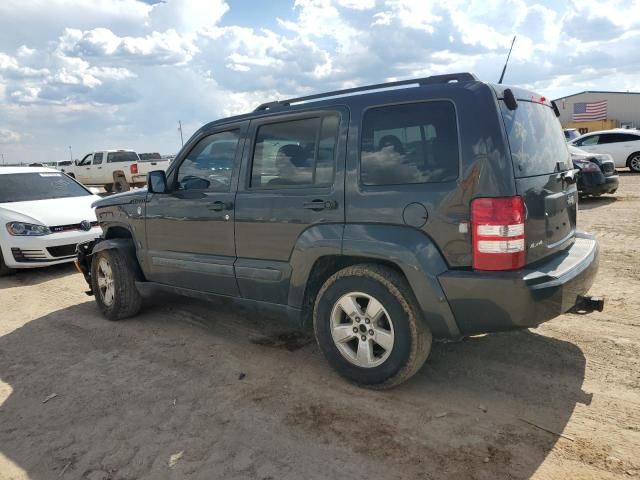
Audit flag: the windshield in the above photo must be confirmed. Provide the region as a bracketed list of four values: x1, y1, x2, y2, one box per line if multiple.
[107, 151, 138, 163]
[0, 172, 90, 203]
[500, 100, 571, 178]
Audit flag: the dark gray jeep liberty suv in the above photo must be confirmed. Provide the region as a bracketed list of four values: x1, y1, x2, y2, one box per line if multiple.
[77, 72, 602, 388]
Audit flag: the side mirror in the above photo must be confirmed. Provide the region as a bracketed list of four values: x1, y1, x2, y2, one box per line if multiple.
[148, 170, 168, 193]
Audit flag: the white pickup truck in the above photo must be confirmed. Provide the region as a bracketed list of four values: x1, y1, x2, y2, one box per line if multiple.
[60, 150, 170, 192]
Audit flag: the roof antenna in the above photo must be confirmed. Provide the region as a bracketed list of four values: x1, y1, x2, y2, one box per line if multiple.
[498, 36, 516, 84]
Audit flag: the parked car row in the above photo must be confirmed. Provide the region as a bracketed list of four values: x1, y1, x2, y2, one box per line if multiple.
[1, 73, 617, 389]
[59, 149, 171, 193]
[568, 128, 640, 172]
[569, 146, 619, 197]
[0, 167, 102, 275]
[562, 127, 640, 197]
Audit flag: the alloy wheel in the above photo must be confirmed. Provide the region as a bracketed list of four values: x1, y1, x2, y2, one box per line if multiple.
[96, 257, 115, 307]
[330, 292, 395, 368]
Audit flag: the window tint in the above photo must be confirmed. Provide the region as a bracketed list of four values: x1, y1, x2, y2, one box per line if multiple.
[251, 115, 338, 188]
[578, 135, 599, 146]
[597, 134, 617, 144]
[600, 133, 640, 143]
[360, 101, 459, 186]
[78, 154, 93, 166]
[107, 151, 139, 163]
[500, 101, 570, 177]
[177, 130, 239, 191]
[0, 173, 90, 203]
[93, 152, 103, 165]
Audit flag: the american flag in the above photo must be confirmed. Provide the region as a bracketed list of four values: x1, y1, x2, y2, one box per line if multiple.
[572, 100, 607, 122]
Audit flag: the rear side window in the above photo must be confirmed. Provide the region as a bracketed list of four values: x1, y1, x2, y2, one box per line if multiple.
[360, 101, 459, 186]
[93, 152, 103, 165]
[500, 101, 570, 177]
[250, 115, 339, 188]
[107, 151, 139, 163]
[600, 133, 640, 144]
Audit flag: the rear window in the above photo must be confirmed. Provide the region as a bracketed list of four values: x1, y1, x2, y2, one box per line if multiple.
[360, 101, 459, 186]
[107, 151, 139, 163]
[501, 101, 570, 177]
[0, 172, 90, 203]
[139, 152, 162, 161]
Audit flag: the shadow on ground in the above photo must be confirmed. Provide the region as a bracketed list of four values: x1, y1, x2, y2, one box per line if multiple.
[579, 195, 617, 210]
[0, 298, 588, 479]
[0, 263, 77, 289]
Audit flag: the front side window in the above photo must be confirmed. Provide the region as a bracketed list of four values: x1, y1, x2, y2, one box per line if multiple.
[177, 130, 240, 191]
[93, 152, 103, 165]
[78, 154, 93, 166]
[360, 101, 459, 186]
[576, 135, 598, 146]
[251, 115, 339, 188]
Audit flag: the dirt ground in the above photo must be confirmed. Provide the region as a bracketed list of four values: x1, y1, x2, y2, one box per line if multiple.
[1, 173, 639, 480]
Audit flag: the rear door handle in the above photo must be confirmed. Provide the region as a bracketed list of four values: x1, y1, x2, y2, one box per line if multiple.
[303, 199, 337, 211]
[208, 201, 233, 212]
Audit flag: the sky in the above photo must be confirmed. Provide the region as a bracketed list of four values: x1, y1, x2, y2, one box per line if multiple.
[1, 0, 639, 164]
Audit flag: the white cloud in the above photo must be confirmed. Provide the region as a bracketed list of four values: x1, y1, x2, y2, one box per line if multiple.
[149, 0, 229, 33]
[0, 128, 21, 144]
[336, 0, 376, 9]
[59, 27, 199, 65]
[0, 0, 639, 163]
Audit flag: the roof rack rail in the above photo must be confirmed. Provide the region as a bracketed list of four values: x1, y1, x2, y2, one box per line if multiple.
[254, 72, 478, 112]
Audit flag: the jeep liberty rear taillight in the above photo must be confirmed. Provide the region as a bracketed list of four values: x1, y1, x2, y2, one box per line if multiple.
[130, 163, 138, 174]
[471, 196, 526, 271]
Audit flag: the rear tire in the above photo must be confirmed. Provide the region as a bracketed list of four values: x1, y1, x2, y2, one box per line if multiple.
[313, 264, 432, 389]
[0, 250, 16, 277]
[627, 152, 640, 172]
[113, 175, 130, 193]
[91, 249, 142, 320]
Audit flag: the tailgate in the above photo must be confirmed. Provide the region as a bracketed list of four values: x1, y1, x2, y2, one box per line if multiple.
[500, 98, 577, 264]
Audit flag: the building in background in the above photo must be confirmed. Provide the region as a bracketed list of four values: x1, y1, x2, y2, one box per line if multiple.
[554, 91, 640, 134]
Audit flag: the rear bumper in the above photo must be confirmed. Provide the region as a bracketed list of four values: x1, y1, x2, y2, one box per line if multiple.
[438, 232, 599, 335]
[579, 174, 619, 195]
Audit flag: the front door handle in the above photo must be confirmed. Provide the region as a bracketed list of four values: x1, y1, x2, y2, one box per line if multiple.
[208, 201, 233, 212]
[303, 199, 337, 211]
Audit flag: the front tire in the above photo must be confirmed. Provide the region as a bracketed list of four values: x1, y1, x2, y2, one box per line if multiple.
[313, 264, 432, 389]
[627, 152, 640, 172]
[91, 249, 142, 320]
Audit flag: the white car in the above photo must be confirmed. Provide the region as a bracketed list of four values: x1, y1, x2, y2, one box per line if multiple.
[569, 129, 640, 172]
[0, 167, 102, 275]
